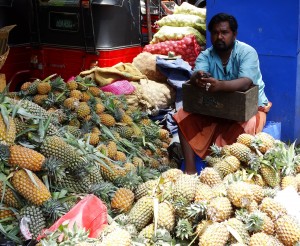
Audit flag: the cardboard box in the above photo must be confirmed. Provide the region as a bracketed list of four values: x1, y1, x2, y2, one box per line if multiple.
[182, 83, 258, 122]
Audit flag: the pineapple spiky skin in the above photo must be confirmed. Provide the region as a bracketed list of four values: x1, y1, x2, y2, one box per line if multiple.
[138, 223, 154, 240]
[275, 215, 300, 246]
[0, 115, 16, 146]
[281, 175, 298, 190]
[63, 97, 79, 110]
[195, 182, 214, 203]
[113, 151, 127, 162]
[248, 183, 265, 203]
[260, 165, 280, 188]
[161, 168, 183, 183]
[20, 205, 46, 240]
[249, 232, 273, 246]
[111, 188, 135, 212]
[132, 156, 144, 168]
[255, 132, 275, 153]
[69, 89, 83, 100]
[173, 174, 199, 202]
[9, 145, 45, 171]
[227, 181, 254, 208]
[11, 169, 51, 206]
[199, 167, 222, 187]
[66, 80, 78, 90]
[57, 175, 91, 193]
[76, 102, 91, 119]
[199, 222, 230, 246]
[0, 206, 15, 219]
[100, 226, 132, 246]
[128, 196, 154, 231]
[259, 197, 287, 221]
[246, 210, 275, 235]
[214, 155, 240, 177]
[229, 142, 252, 163]
[135, 179, 159, 200]
[99, 113, 116, 127]
[157, 201, 175, 231]
[40, 136, 84, 172]
[100, 160, 126, 182]
[237, 133, 255, 148]
[37, 82, 51, 95]
[226, 218, 250, 245]
[0, 181, 21, 208]
[206, 196, 232, 222]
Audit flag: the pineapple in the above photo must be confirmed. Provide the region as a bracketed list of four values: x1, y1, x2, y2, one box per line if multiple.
[237, 133, 255, 148]
[20, 205, 46, 240]
[100, 160, 126, 182]
[260, 164, 280, 188]
[9, 145, 45, 171]
[246, 210, 275, 235]
[95, 103, 105, 114]
[33, 94, 48, 105]
[111, 188, 134, 212]
[37, 82, 51, 95]
[69, 89, 83, 100]
[0, 181, 21, 208]
[40, 136, 84, 172]
[211, 183, 227, 197]
[199, 222, 230, 246]
[66, 80, 78, 90]
[229, 142, 252, 163]
[132, 156, 144, 168]
[81, 91, 91, 102]
[11, 169, 51, 206]
[114, 151, 127, 162]
[88, 86, 101, 97]
[57, 175, 91, 193]
[0, 115, 16, 145]
[138, 223, 154, 240]
[157, 201, 175, 231]
[115, 125, 134, 139]
[161, 168, 183, 183]
[63, 97, 79, 110]
[199, 167, 222, 187]
[255, 132, 275, 153]
[128, 196, 154, 231]
[194, 182, 214, 203]
[173, 174, 199, 202]
[99, 113, 116, 127]
[84, 132, 100, 146]
[100, 226, 132, 246]
[227, 181, 254, 208]
[121, 113, 133, 125]
[106, 141, 118, 159]
[281, 175, 298, 190]
[259, 197, 287, 221]
[20, 81, 32, 91]
[214, 155, 240, 177]
[135, 179, 159, 200]
[226, 218, 250, 245]
[76, 102, 91, 118]
[206, 196, 232, 222]
[275, 214, 300, 246]
[248, 183, 265, 203]
[249, 232, 273, 246]
[0, 205, 15, 219]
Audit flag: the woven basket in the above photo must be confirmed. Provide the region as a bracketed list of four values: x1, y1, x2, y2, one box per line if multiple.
[0, 47, 9, 70]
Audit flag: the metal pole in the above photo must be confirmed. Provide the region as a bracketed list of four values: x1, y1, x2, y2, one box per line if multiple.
[145, 0, 153, 42]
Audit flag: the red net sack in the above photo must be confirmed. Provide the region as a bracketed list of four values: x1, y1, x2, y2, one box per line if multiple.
[101, 80, 136, 95]
[143, 34, 201, 67]
[39, 195, 108, 240]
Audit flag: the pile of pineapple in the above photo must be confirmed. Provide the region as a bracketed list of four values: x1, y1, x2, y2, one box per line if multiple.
[0, 74, 174, 244]
[1, 73, 300, 246]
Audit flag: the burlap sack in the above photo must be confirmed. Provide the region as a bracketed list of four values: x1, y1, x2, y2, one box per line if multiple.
[126, 79, 176, 115]
[132, 52, 167, 83]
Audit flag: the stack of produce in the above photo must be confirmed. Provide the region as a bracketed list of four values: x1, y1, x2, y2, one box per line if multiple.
[0, 74, 174, 244]
[143, 2, 206, 67]
[1, 74, 300, 245]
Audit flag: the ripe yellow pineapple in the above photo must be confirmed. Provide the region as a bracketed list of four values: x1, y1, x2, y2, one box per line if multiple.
[100, 226, 132, 246]
[173, 174, 199, 202]
[281, 175, 298, 190]
[132, 156, 144, 167]
[113, 151, 127, 162]
[161, 168, 183, 183]
[20, 81, 32, 91]
[227, 181, 254, 208]
[214, 155, 240, 177]
[275, 214, 300, 246]
[157, 201, 175, 231]
[248, 183, 265, 203]
[0, 115, 16, 146]
[11, 169, 51, 206]
[69, 89, 83, 100]
[260, 164, 280, 188]
[100, 160, 126, 182]
[194, 182, 214, 203]
[237, 133, 255, 148]
[33, 94, 48, 105]
[99, 113, 116, 127]
[255, 132, 275, 153]
[158, 128, 169, 140]
[0, 181, 21, 208]
[138, 223, 154, 239]
[63, 97, 79, 110]
[111, 188, 134, 212]
[246, 210, 275, 235]
[121, 113, 133, 125]
[66, 80, 78, 90]
[206, 196, 232, 222]
[259, 197, 287, 221]
[84, 132, 100, 146]
[88, 86, 101, 97]
[106, 141, 118, 159]
[9, 145, 45, 171]
[76, 102, 91, 118]
[81, 91, 91, 102]
[135, 179, 159, 200]
[199, 167, 222, 187]
[199, 222, 230, 246]
[95, 103, 105, 114]
[229, 142, 252, 163]
[249, 232, 273, 246]
[226, 218, 250, 245]
[128, 196, 154, 231]
[0, 206, 15, 219]
[37, 82, 51, 95]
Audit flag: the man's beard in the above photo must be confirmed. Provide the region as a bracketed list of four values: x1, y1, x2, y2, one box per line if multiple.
[213, 41, 234, 52]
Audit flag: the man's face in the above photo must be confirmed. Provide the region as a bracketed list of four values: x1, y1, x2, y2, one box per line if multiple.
[210, 21, 236, 52]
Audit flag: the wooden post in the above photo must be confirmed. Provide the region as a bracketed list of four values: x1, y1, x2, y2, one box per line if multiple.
[0, 74, 6, 92]
[145, 0, 153, 42]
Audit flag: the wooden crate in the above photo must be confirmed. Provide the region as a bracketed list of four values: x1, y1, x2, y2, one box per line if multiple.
[182, 83, 258, 122]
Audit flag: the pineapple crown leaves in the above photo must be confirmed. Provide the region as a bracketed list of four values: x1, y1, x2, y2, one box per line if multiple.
[114, 171, 143, 191]
[244, 211, 265, 232]
[279, 141, 298, 176]
[48, 75, 66, 92]
[88, 182, 117, 204]
[175, 218, 193, 241]
[151, 228, 175, 245]
[41, 198, 68, 225]
[136, 165, 160, 182]
[186, 202, 207, 221]
[42, 156, 67, 182]
[209, 143, 223, 157]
